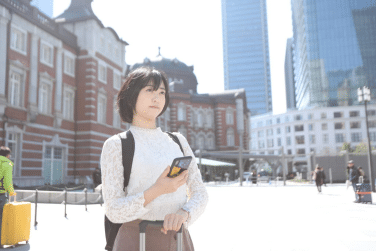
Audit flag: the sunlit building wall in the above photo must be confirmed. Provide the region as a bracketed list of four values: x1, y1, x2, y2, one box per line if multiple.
[221, 0, 272, 115]
[291, 0, 376, 109]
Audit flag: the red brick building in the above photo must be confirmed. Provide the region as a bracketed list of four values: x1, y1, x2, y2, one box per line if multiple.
[0, 0, 249, 188]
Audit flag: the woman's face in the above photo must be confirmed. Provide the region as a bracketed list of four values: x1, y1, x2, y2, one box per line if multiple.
[134, 81, 166, 122]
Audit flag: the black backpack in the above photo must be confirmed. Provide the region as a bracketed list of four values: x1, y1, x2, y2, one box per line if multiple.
[104, 130, 184, 251]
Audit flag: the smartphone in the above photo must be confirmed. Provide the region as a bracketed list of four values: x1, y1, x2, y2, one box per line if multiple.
[167, 156, 193, 178]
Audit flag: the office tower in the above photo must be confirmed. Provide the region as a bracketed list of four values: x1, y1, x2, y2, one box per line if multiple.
[221, 0, 272, 115]
[31, 0, 54, 17]
[291, 0, 376, 109]
[285, 38, 296, 109]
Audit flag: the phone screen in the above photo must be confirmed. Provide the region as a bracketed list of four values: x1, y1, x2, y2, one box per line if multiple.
[167, 156, 192, 178]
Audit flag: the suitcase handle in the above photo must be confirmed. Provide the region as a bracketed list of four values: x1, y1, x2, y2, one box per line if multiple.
[139, 220, 183, 233]
[9, 194, 16, 203]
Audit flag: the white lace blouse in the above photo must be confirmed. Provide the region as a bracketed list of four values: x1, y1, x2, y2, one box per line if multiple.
[100, 125, 209, 227]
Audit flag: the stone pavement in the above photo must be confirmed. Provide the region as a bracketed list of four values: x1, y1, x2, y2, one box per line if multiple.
[1, 183, 375, 251]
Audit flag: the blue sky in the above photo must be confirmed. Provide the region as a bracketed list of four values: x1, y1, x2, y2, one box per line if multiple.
[53, 0, 293, 114]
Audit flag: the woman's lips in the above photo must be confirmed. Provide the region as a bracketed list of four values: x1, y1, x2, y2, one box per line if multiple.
[149, 106, 159, 109]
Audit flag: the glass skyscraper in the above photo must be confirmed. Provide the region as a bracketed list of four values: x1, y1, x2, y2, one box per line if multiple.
[291, 0, 376, 109]
[221, 0, 272, 115]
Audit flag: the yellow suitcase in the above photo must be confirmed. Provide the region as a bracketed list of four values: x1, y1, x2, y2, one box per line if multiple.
[1, 196, 31, 246]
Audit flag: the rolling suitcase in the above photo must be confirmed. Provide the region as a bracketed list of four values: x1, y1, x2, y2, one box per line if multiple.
[1, 196, 31, 247]
[139, 220, 183, 251]
[356, 183, 372, 204]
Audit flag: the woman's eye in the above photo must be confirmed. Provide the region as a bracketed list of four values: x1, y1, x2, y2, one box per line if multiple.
[160, 92, 165, 95]
[146, 89, 152, 92]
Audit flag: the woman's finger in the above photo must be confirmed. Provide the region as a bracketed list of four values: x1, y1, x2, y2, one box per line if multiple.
[172, 215, 179, 231]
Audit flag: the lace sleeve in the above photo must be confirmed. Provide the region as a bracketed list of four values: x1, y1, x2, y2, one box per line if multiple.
[101, 137, 150, 223]
[174, 133, 209, 227]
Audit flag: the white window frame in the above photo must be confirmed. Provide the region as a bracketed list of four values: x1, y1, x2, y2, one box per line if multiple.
[98, 62, 107, 84]
[226, 128, 235, 146]
[351, 132, 362, 143]
[64, 51, 75, 77]
[113, 70, 121, 90]
[38, 79, 53, 115]
[198, 111, 204, 128]
[323, 134, 329, 144]
[10, 25, 27, 55]
[206, 111, 213, 128]
[63, 86, 75, 121]
[197, 135, 205, 150]
[226, 109, 234, 125]
[207, 135, 214, 149]
[40, 40, 54, 67]
[286, 137, 291, 146]
[97, 93, 107, 124]
[178, 126, 187, 139]
[177, 104, 186, 121]
[8, 66, 25, 108]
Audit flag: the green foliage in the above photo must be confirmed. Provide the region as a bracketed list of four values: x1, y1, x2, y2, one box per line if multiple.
[341, 142, 353, 153]
[354, 141, 376, 154]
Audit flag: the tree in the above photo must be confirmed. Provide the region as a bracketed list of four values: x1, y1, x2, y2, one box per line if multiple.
[341, 142, 353, 153]
[354, 141, 376, 154]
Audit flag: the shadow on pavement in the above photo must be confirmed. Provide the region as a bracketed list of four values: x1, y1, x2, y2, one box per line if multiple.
[0, 243, 30, 250]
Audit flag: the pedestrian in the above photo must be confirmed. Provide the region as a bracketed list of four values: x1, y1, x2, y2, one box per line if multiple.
[320, 167, 327, 187]
[358, 167, 365, 183]
[101, 67, 208, 251]
[314, 165, 323, 193]
[347, 160, 360, 203]
[0, 146, 17, 248]
[251, 170, 257, 184]
[205, 171, 210, 182]
[92, 166, 102, 190]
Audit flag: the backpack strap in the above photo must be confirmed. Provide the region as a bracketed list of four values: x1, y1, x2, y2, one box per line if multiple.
[118, 130, 135, 191]
[165, 132, 184, 155]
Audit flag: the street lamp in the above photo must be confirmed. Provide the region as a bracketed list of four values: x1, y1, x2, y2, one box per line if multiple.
[357, 86, 375, 192]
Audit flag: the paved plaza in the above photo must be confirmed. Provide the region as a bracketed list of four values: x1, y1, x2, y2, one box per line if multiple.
[1, 183, 376, 251]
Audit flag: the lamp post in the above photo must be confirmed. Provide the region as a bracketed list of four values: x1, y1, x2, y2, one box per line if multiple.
[357, 86, 375, 192]
[236, 98, 244, 186]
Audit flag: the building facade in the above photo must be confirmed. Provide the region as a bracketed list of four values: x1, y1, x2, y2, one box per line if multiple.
[0, 0, 128, 187]
[291, 0, 376, 109]
[221, 0, 272, 115]
[250, 105, 376, 156]
[0, 0, 249, 187]
[284, 38, 296, 109]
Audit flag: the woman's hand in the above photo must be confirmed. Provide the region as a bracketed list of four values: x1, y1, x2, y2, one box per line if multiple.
[161, 209, 189, 234]
[154, 166, 189, 195]
[143, 166, 189, 207]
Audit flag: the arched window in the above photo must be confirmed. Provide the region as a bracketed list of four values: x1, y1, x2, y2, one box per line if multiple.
[198, 135, 205, 150]
[190, 136, 195, 148]
[178, 125, 187, 138]
[207, 111, 213, 128]
[227, 128, 235, 146]
[207, 135, 215, 149]
[198, 111, 204, 127]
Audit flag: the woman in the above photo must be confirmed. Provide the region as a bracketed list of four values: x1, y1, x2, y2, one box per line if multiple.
[101, 67, 209, 251]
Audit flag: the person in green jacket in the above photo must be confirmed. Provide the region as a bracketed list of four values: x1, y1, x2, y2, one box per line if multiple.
[0, 146, 17, 247]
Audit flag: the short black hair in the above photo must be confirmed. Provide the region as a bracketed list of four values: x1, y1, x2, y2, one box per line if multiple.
[0, 146, 11, 157]
[117, 67, 169, 123]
